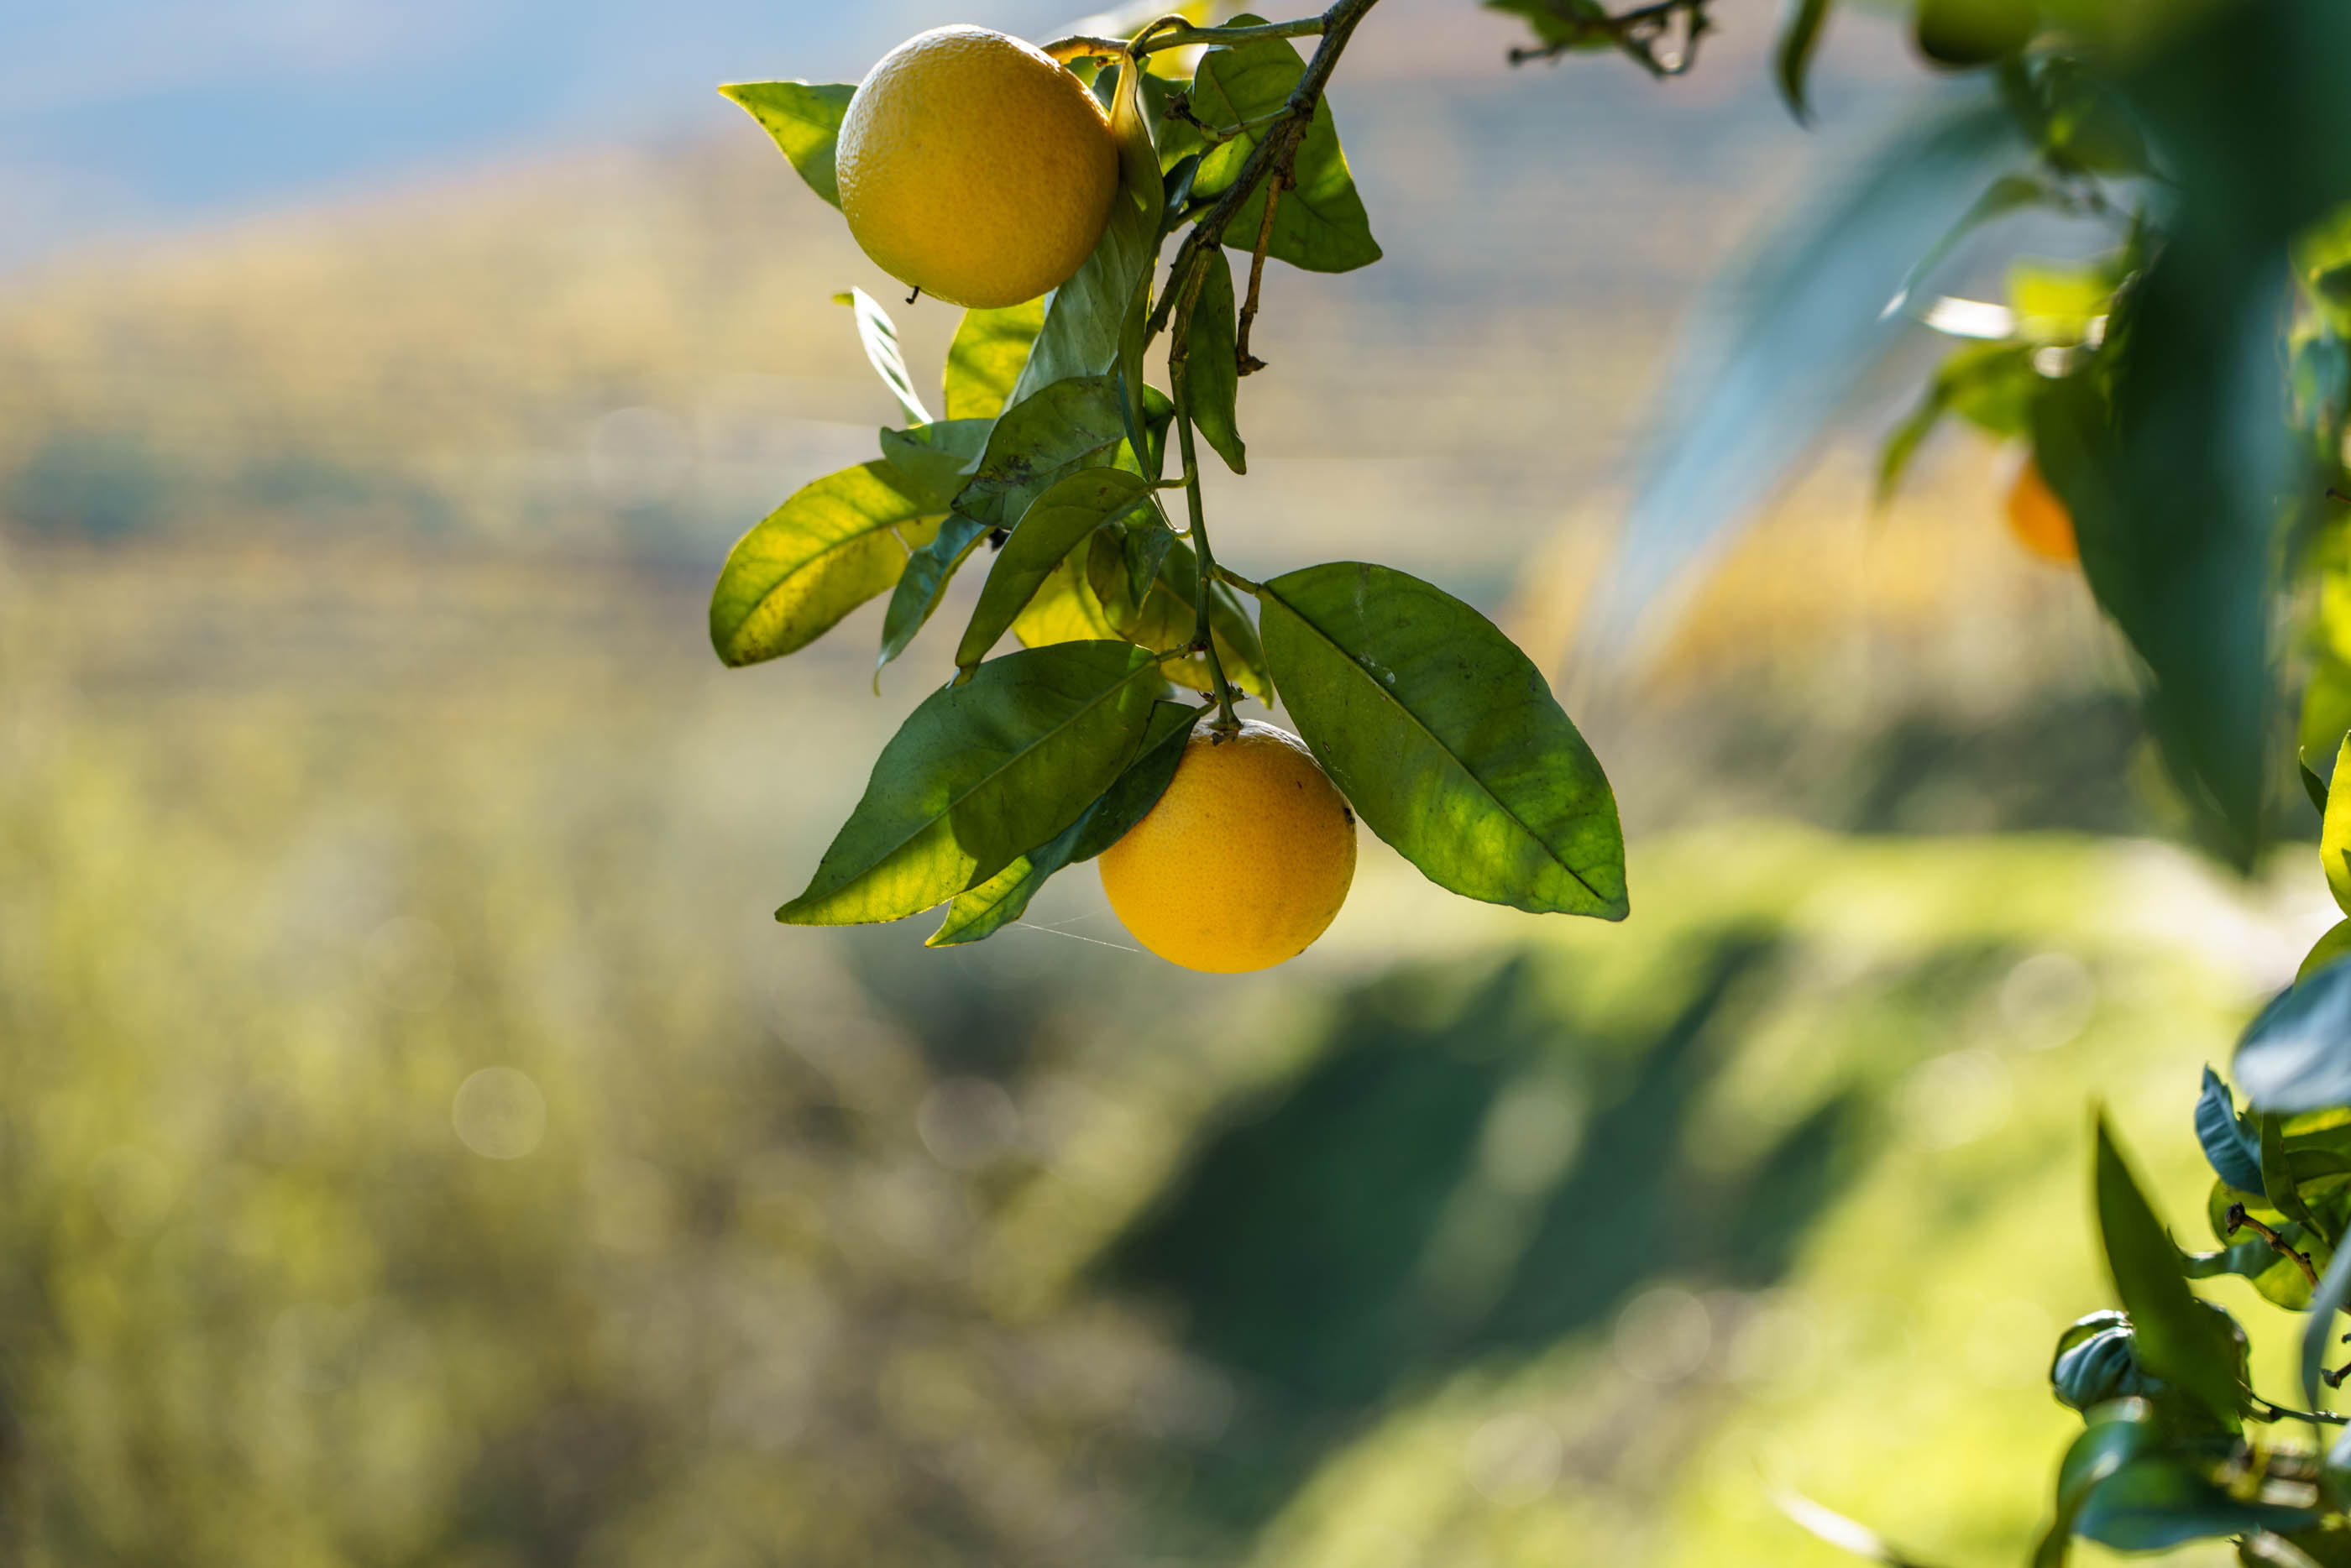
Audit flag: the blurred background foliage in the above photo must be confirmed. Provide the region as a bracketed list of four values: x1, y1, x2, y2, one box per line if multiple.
[1, 0, 2341, 1564]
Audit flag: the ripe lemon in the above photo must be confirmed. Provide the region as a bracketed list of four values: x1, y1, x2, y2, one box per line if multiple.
[1099, 720, 1357, 974]
[836, 26, 1120, 310]
[2007, 454, 2078, 564]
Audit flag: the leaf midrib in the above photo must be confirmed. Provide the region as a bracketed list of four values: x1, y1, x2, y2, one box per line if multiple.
[1266, 583, 1614, 908]
[792, 652, 1154, 916]
[721, 471, 936, 656]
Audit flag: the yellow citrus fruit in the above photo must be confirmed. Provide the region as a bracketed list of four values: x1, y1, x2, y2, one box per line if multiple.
[1099, 720, 1358, 974]
[2006, 454, 2079, 565]
[836, 26, 1120, 310]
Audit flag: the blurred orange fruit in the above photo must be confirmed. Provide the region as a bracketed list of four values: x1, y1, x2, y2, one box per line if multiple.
[1099, 720, 1357, 973]
[2007, 455, 2079, 565]
[835, 26, 1119, 310]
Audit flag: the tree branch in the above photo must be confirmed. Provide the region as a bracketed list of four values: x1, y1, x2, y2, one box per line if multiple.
[2228, 1203, 2322, 1287]
[1233, 170, 1285, 375]
[1045, 12, 1332, 63]
[1503, 0, 1714, 77]
[1144, 0, 1384, 342]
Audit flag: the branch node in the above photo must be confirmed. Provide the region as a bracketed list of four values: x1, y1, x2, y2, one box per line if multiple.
[2228, 1205, 2322, 1286]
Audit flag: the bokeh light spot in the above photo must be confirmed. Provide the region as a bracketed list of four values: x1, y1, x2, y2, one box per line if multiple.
[1998, 950, 2097, 1050]
[1615, 1285, 1711, 1383]
[1463, 1412, 1563, 1505]
[916, 1077, 1019, 1171]
[453, 1066, 547, 1159]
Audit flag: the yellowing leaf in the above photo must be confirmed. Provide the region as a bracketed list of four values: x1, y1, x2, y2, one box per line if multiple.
[709, 462, 940, 666]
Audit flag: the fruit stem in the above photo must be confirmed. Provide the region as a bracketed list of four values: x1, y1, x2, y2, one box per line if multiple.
[1172, 409, 1241, 737]
[1164, 242, 1244, 738]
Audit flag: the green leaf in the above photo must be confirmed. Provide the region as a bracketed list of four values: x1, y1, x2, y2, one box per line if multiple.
[1886, 173, 2050, 317]
[720, 81, 856, 209]
[1484, 0, 1630, 54]
[2265, 1113, 2330, 1241]
[1161, 152, 1203, 234]
[2309, 1233, 2351, 1416]
[876, 527, 985, 675]
[1884, 340, 2045, 505]
[1015, 548, 1124, 647]
[945, 300, 1047, 421]
[1258, 562, 1626, 918]
[2033, 1401, 2162, 1568]
[2003, 54, 2152, 178]
[2034, 366, 2277, 870]
[709, 461, 941, 666]
[2093, 1111, 2246, 1430]
[2197, 1068, 2266, 1195]
[2192, 1178, 2334, 1309]
[1187, 21, 1381, 274]
[2181, 1220, 2321, 1311]
[2008, 259, 2117, 338]
[1103, 503, 1178, 609]
[778, 641, 1167, 926]
[1875, 379, 1951, 508]
[877, 420, 991, 510]
[2236, 939, 2351, 1116]
[2325, 734, 2351, 914]
[928, 699, 1203, 946]
[1005, 60, 1163, 408]
[2036, 0, 2351, 870]
[835, 287, 931, 426]
[1115, 268, 1156, 482]
[957, 376, 1135, 529]
[2076, 1456, 2318, 1554]
[2309, 661, 2351, 781]
[1139, 70, 1204, 173]
[957, 469, 1159, 673]
[1773, 0, 1835, 123]
[1944, 340, 2040, 436]
[1000, 520, 1264, 705]
[1185, 249, 1248, 473]
[1084, 531, 1272, 703]
[876, 376, 1134, 672]
[2300, 920, 2351, 985]
[1913, 0, 2034, 68]
[1593, 98, 2018, 654]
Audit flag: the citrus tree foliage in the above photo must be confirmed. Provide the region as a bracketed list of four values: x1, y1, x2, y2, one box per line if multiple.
[1544, 0, 2351, 1558]
[710, 1, 1627, 948]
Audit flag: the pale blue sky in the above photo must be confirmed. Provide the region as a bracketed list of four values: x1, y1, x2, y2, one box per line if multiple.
[0, 0, 1082, 271]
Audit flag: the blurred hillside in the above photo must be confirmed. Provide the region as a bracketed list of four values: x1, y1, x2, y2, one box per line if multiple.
[0, 538, 2335, 1565]
[0, 5, 2272, 1565]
